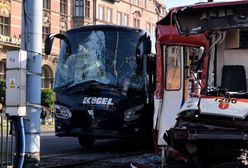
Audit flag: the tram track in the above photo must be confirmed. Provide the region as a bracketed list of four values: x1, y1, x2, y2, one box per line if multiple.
[41, 150, 149, 168]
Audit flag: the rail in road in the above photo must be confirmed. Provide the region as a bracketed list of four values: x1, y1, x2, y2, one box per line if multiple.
[40, 151, 158, 168]
[40, 132, 160, 168]
[42, 152, 243, 168]
[41, 152, 95, 168]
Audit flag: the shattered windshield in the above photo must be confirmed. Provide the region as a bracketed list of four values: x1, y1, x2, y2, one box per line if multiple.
[54, 29, 145, 92]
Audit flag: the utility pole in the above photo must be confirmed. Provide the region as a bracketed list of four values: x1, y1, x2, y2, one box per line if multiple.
[93, 0, 97, 25]
[21, 0, 43, 167]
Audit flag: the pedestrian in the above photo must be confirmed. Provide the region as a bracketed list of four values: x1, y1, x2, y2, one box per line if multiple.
[41, 107, 47, 125]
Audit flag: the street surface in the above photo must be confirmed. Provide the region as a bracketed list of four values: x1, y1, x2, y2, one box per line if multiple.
[40, 131, 160, 168]
[40, 131, 245, 168]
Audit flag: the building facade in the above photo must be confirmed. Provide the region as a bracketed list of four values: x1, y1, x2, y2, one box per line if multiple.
[0, 0, 166, 89]
[73, 0, 166, 35]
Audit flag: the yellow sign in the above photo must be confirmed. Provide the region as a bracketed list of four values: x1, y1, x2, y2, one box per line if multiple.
[9, 79, 15, 88]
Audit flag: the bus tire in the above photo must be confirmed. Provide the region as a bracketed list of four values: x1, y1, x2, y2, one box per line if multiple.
[78, 135, 95, 148]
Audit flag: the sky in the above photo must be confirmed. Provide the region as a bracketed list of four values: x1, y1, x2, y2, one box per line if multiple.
[165, 0, 238, 8]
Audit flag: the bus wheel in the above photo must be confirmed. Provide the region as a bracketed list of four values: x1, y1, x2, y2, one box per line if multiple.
[78, 135, 95, 148]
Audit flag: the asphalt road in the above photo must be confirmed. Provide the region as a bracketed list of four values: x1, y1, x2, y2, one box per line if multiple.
[41, 131, 245, 168]
[41, 132, 81, 155]
[40, 132, 159, 168]
[40, 132, 150, 154]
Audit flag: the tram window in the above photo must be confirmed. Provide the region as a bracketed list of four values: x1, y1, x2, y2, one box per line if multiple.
[164, 46, 181, 90]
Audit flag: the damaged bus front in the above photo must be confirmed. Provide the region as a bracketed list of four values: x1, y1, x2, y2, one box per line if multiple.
[154, 1, 248, 167]
[45, 25, 155, 147]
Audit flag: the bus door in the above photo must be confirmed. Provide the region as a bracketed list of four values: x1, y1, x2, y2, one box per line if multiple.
[157, 45, 184, 145]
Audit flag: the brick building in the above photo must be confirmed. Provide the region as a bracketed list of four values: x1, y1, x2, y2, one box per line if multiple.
[0, 0, 166, 89]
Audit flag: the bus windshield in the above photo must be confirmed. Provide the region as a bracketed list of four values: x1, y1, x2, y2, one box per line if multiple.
[54, 29, 145, 92]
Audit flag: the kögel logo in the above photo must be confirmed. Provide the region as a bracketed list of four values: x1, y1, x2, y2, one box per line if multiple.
[82, 97, 114, 105]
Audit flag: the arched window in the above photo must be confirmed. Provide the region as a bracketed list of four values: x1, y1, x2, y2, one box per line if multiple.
[42, 65, 54, 88]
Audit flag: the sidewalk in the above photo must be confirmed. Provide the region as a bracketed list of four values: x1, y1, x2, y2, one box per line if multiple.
[40, 124, 55, 133]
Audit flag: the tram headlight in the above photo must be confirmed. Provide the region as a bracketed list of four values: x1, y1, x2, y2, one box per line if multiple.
[124, 104, 144, 121]
[54, 104, 72, 119]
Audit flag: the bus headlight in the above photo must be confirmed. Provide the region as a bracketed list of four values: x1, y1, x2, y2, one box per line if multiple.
[54, 104, 72, 119]
[124, 104, 144, 121]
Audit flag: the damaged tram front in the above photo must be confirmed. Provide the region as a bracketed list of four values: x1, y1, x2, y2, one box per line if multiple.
[45, 25, 155, 147]
[154, 1, 248, 167]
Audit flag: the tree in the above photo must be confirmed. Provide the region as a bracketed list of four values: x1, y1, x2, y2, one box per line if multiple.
[41, 88, 55, 110]
[41, 88, 55, 124]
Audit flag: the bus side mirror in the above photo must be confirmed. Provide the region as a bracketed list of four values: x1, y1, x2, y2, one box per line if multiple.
[45, 33, 71, 55]
[45, 33, 58, 55]
[143, 37, 151, 54]
[136, 34, 151, 63]
[199, 46, 204, 58]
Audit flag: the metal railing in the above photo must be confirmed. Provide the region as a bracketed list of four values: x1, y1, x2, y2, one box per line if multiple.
[0, 110, 14, 168]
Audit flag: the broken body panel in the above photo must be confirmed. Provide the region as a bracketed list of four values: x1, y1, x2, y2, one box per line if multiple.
[155, 1, 248, 166]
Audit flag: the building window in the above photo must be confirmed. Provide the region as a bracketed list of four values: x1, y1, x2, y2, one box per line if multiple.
[134, 0, 139, 6]
[60, 30, 66, 47]
[98, 5, 105, 21]
[146, 22, 151, 33]
[85, 0, 90, 18]
[133, 18, 140, 28]
[123, 14, 129, 26]
[42, 65, 54, 89]
[0, 16, 9, 35]
[75, 0, 83, 16]
[144, 0, 147, 8]
[106, 8, 112, 23]
[42, 26, 50, 41]
[60, 0, 67, 14]
[0, 60, 6, 80]
[163, 8, 167, 16]
[43, 0, 50, 9]
[116, 11, 122, 25]
[151, 24, 156, 36]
